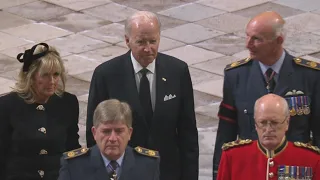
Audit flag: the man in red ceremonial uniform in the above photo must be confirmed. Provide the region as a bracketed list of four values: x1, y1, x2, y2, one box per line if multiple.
[217, 94, 320, 180]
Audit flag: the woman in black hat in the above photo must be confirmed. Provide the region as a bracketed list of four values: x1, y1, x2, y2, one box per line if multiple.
[0, 43, 81, 180]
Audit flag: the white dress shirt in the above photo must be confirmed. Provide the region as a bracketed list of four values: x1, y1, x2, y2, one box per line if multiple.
[130, 52, 156, 110]
[259, 50, 286, 83]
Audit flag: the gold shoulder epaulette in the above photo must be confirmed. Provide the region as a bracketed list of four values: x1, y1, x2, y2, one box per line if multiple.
[294, 142, 320, 154]
[225, 57, 251, 71]
[293, 57, 320, 70]
[134, 146, 159, 158]
[63, 147, 89, 160]
[222, 139, 252, 150]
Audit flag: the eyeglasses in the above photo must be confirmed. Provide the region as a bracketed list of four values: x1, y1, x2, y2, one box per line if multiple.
[255, 117, 288, 129]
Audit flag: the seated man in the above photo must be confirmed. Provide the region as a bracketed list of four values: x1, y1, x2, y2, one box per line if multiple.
[217, 94, 320, 180]
[58, 99, 159, 180]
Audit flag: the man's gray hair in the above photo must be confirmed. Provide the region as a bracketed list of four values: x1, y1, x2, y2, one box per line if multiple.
[93, 99, 132, 127]
[271, 21, 286, 40]
[125, 11, 161, 36]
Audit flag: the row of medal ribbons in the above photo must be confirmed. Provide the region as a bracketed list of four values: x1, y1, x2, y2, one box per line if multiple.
[285, 96, 310, 116]
[278, 165, 312, 180]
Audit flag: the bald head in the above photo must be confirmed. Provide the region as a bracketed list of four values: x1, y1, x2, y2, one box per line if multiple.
[254, 94, 289, 119]
[254, 94, 290, 150]
[125, 11, 161, 36]
[248, 11, 285, 39]
[250, 11, 284, 26]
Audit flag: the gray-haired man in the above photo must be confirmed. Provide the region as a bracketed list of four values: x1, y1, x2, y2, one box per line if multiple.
[58, 99, 159, 180]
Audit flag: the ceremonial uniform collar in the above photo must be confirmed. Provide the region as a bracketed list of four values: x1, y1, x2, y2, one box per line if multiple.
[101, 152, 125, 168]
[258, 137, 288, 158]
[259, 50, 285, 75]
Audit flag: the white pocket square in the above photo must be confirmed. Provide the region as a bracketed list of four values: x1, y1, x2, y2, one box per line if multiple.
[164, 94, 176, 101]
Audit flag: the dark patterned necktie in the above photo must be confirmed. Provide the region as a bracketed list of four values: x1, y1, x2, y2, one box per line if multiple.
[265, 68, 276, 93]
[107, 161, 119, 178]
[139, 68, 153, 126]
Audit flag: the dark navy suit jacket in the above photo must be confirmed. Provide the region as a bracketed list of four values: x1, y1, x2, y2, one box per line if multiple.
[58, 145, 159, 180]
[86, 51, 199, 180]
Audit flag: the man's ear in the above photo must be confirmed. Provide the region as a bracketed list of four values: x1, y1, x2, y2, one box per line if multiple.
[128, 127, 133, 140]
[276, 35, 284, 45]
[125, 35, 130, 48]
[285, 117, 290, 131]
[91, 126, 96, 139]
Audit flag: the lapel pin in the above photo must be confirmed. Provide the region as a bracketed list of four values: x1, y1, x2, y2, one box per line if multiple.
[38, 127, 46, 134]
[162, 77, 166, 81]
[36, 105, 45, 111]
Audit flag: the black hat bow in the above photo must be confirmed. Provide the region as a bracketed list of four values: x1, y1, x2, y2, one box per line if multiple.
[17, 43, 49, 72]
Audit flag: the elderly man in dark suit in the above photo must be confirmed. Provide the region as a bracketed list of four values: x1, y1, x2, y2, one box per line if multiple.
[59, 99, 160, 180]
[86, 11, 199, 180]
[212, 11, 320, 179]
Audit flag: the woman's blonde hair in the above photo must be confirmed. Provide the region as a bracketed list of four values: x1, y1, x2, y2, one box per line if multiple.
[13, 43, 66, 103]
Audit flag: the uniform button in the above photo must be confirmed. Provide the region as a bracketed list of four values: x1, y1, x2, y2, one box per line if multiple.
[39, 149, 48, 155]
[269, 172, 274, 178]
[269, 161, 274, 167]
[38, 170, 44, 178]
[244, 109, 247, 114]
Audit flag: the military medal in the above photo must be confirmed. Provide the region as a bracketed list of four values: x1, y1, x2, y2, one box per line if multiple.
[265, 70, 275, 93]
[307, 167, 313, 180]
[303, 96, 311, 115]
[266, 83, 271, 94]
[297, 107, 303, 115]
[304, 106, 310, 115]
[291, 166, 298, 179]
[284, 165, 290, 180]
[296, 97, 303, 115]
[300, 167, 305, 179]
[290, 97, 296, 116]
[278, 165, 285, 180]
[290, 108, 296, 116]
[110, 171, 117, 180]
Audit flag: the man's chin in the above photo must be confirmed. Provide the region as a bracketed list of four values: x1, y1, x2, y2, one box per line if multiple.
[144, 58, 155, 63]
[106, 146, 119, 150]
[104, 151, 120, 158]
[249, 53, 256, 59]
[263, 135, 277, 139]
[140, 59, 155, 67]
[262, 138, 277, 146]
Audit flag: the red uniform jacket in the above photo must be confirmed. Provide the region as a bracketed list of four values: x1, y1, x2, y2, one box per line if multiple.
[217, 138, 320, 180]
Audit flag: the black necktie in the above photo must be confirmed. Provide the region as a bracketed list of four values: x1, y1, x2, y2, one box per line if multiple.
[139, 68, 153, 126]
[265, 68, 276, 93]
[107, 161, 119, 178]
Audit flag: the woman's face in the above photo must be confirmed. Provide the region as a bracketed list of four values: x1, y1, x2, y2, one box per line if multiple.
[33, 69, 60, 101]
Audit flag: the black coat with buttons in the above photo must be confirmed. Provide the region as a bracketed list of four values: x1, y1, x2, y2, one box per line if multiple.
[0, 92, 81, 180]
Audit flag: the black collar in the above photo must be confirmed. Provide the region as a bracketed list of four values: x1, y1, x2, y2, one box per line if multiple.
[258, 137, 288, 158]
